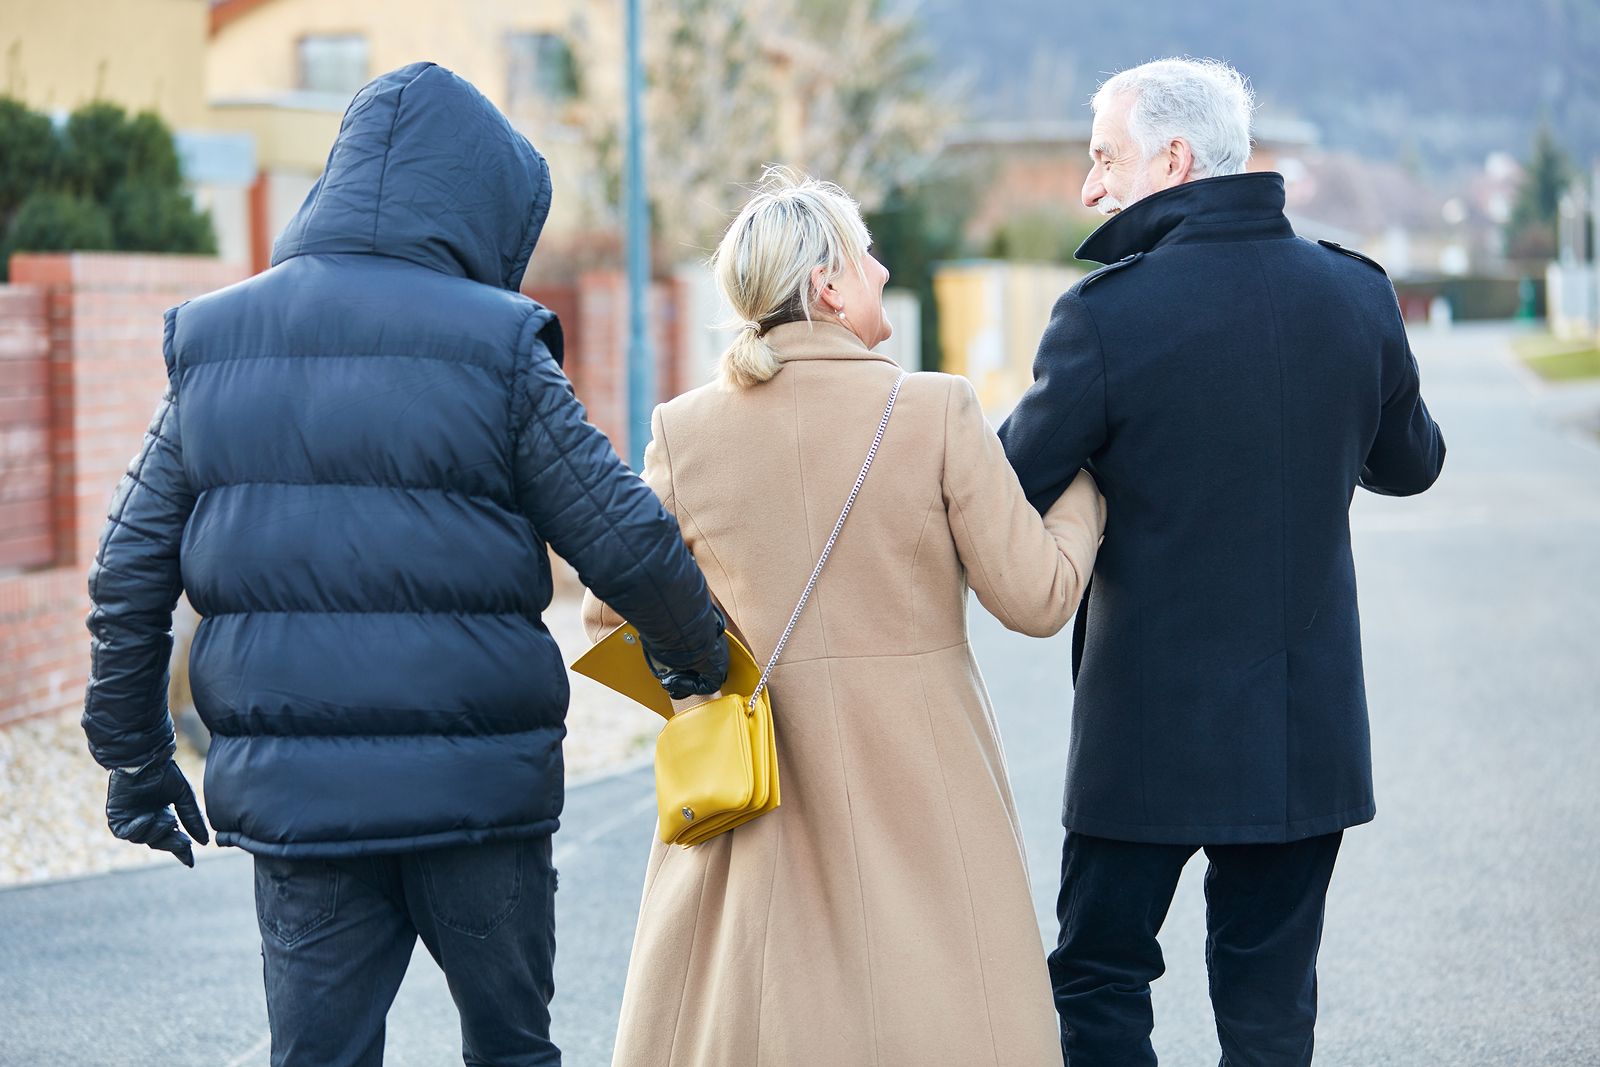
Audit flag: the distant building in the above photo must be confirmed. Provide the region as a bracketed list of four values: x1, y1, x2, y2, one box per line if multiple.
[944, 115, 1525, 283]
[943, 115, 1319, 261]
[2, 0, 257, 265]
[205, 0, 598, 274]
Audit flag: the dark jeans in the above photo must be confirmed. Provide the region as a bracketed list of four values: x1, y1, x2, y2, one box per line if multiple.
[1049, 830, 1342, 1067]
[253, 836, 559, 1067]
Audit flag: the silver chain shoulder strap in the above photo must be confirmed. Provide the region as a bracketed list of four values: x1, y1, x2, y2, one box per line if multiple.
[748, 372, 909, 711]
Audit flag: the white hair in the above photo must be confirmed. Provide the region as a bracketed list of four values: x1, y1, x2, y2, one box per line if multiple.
[1092, 58, 1255, 179]
[709, 167, 872, 389]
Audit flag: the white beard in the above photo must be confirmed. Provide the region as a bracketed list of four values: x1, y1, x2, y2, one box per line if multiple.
[1099, 170, 1158, 216]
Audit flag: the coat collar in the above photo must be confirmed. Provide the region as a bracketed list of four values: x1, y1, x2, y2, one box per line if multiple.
[1075, 172, 1293, 265]
[763, 319, 900, 366]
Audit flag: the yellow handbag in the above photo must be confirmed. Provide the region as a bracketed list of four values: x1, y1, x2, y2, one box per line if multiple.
[572, 624, 779, 846]
[572, 372, 907, 846]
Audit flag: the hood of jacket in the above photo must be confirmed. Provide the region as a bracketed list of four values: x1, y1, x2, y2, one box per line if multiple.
[271, 62, 552, 291]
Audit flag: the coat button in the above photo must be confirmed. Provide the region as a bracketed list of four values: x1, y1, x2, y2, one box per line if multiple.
[682, 807, 695, 821]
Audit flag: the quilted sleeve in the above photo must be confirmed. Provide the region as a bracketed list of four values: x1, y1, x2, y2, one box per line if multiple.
[82, 310, 196, 769]
[510, 316, 726, 682]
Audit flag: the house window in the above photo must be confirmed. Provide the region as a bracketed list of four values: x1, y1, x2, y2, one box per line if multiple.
[506, 33, 576, 113]
[297, 35, 369, 96]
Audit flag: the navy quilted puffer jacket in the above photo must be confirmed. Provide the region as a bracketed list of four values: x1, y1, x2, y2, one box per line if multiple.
[82, 63, 726, 857]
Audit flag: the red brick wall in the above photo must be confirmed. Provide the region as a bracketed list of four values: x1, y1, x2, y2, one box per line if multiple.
[0, 253, 246, 728]
[536, 270, 683, 460]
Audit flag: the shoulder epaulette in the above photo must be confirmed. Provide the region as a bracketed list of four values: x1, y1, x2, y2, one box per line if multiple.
[1317, 240, 1387, 275]
[1078, 252, 1144, 290]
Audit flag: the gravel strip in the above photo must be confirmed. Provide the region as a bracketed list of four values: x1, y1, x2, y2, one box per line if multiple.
[0, 592, 655, 888]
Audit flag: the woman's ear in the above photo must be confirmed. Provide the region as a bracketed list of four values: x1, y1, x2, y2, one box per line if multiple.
[811, 265, 839, 311]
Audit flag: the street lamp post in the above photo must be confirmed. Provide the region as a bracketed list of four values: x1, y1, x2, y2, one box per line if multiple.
[624, 0, 653, 471]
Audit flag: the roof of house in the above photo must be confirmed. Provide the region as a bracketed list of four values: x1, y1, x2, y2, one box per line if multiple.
[210, 0, 278, 37]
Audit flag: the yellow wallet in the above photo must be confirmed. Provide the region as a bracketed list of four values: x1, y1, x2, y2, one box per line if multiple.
[572, 624, 779, 846]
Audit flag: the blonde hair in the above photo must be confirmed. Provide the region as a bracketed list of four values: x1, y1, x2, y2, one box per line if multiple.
[710, 167, 873, 388]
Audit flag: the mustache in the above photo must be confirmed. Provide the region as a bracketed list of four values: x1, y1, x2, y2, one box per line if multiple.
[1097, 196, 1124, 216]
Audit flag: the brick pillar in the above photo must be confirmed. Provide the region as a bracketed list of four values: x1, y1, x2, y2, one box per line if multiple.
[652, 276, 683, 401]
[575, 270, 629, 457]
[0, 287, 52, 570]
[564, 271, 691, 463]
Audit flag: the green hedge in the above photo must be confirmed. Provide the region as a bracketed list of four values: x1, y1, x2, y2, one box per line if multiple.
[1393, 276, 1547, 321]
[0, 97, 215, 279]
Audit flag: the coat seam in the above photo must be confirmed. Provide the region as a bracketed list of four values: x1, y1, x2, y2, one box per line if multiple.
[178, 352, 506, 374]
[1252, 242, 1294, 828]
[205, 724, 560, 739]
[368, 73, 405, 252]
[198, 609, 541, 618]
[506, 311, 540, 477]
[824, 656, 880, 1066]
[1076, 289, 1112, 436]
[917, 666, 1003, 1067]
[664, 854, 712, 1067]
[906, 498, 937, 651]
[678, 506, 741, 638]
[191, 480, 510, 505]
[757, 641, 968, 666]
[95, 515, 183, 553]
[790, 373, 828, 658]
[655, 405, 679, 510]
[752, 791, 781, 1060]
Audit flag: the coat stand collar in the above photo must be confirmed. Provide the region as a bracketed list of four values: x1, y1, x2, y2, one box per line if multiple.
[1075, 172, 1292, 265]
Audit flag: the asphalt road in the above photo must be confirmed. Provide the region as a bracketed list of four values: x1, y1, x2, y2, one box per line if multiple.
[2, 325, 1597, 1066]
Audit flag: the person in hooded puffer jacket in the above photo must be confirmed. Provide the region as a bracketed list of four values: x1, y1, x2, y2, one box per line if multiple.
[81, 63, 727, 1066]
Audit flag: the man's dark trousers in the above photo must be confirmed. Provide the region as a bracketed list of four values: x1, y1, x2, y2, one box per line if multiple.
[253, 836, 559, 1066]
[1050, 831, 1342, 1067]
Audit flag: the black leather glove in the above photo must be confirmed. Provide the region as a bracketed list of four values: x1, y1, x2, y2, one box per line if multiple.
[643, 607, 730, 700]
[106, 758, 210, 868]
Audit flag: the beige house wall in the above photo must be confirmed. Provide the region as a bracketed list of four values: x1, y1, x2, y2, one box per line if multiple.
[206, 0, 602, 246]
[1, 0, 210, 127]
[207, 0, 581, 114]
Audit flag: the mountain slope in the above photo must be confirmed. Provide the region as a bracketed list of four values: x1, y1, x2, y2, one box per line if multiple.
[921, 0, 1600, 169]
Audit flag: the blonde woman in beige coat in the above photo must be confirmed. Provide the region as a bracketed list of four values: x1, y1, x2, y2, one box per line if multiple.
[583, 171, 1104, 1067]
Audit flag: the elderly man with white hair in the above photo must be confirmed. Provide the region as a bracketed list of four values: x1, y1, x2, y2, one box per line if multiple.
[1000, 58, 1445, 1065]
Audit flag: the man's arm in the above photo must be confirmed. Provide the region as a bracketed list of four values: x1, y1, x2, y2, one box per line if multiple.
[84, 385, 195, 770]
[83, 347, 210, 866]
[512, 318, 727, 691]
[1360, 314, 1445, 497]
[999, 288, 1109, 513]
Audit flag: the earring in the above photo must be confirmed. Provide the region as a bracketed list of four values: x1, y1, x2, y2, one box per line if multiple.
[837, 309, 848, 322]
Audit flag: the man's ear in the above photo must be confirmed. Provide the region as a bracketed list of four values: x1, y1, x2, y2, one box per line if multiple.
[1165, 138, 1195, 187]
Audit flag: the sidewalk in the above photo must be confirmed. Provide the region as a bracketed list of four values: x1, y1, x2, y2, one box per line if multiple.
[0, 591, 649, 888]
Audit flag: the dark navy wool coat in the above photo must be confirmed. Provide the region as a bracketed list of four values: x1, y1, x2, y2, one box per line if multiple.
[999, 172, 1445, 845]
[82, 63, 726, 857]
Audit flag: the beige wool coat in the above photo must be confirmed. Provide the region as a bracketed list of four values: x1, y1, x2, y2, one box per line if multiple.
[582, 320, 1104, 1067]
